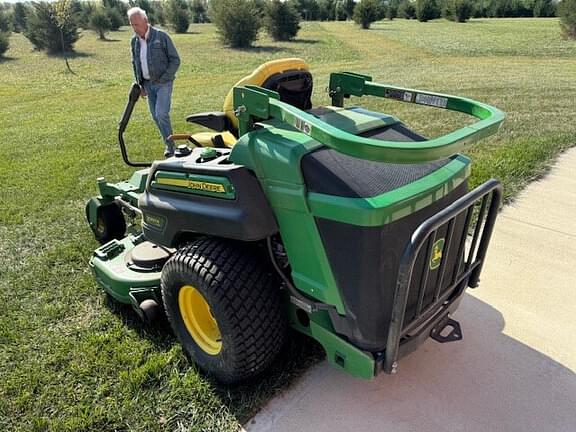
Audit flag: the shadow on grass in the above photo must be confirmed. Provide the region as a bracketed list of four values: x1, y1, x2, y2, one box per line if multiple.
[104, 294, 176, 351]
[293, 38, 320, 44]
[237, 45, 295, 54]
[0, 56, 16, 63]
[99, 38, 121, 43]
[103, 294, 326, 423]
[47, 50, 95, 59]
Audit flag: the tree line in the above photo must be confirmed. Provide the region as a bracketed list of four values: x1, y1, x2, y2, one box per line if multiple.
[0, 0, 574, 58]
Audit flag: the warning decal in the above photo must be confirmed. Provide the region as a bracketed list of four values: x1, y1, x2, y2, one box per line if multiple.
[415, 93, 448, 108]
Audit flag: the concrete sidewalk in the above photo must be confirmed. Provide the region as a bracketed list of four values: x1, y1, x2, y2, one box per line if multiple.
[245, 148, 576, 432]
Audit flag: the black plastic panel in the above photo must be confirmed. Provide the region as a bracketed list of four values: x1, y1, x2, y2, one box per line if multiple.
[316, 182, 468, 351]
[139, 148, 278, 247]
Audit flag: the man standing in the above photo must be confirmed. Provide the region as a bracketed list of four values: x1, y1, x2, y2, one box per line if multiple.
[128, 7, 180, 157]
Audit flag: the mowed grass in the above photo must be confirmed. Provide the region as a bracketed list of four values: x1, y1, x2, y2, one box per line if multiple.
[0, 18, 575, 431]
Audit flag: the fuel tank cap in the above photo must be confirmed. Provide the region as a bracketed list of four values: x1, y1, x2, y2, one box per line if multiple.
[126, 241, 174, 271]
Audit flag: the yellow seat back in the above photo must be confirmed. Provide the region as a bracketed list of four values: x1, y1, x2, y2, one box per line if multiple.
[222, 58, 311, 130]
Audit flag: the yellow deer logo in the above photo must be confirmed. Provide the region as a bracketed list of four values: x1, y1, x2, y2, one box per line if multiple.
[430, 239, 445, 270]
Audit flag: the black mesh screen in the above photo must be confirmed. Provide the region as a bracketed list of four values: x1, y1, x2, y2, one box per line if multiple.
[301, 144, 450, 198]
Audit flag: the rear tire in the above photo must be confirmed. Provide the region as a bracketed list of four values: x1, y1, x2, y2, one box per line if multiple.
[161, 238, 286, 384]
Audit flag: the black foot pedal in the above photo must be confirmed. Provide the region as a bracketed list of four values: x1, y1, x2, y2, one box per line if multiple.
[430, 317, 463, 343]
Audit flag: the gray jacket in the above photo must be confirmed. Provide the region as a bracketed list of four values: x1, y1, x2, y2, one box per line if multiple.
[131, 26, 180, 85]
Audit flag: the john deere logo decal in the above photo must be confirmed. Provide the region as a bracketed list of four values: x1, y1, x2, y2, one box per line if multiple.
[430, 238, 445, 270]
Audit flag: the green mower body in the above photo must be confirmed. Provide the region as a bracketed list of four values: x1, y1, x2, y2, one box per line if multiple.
[88, 67, 504, 382]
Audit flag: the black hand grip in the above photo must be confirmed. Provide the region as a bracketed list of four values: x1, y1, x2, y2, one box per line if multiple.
[119, 83, 141, 132]
[118, 83, 151, 168]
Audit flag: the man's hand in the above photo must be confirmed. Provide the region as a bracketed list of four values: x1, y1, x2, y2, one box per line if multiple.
[140, 87, 147, 98]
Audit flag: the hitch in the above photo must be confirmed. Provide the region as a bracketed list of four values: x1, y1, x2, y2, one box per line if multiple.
[430, 316, 463, 343]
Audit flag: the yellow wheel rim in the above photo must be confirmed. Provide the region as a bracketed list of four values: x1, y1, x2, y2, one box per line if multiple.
[178, 285, 222, 355]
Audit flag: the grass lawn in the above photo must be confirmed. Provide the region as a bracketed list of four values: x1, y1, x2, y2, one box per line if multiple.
[1, 18, 575, 431]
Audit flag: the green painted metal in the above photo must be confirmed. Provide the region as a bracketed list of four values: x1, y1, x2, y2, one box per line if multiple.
[151, 171, 236, 200]
[234, 73, 505, 163]
[231, 124, 347, 313]
[308, 106, 399, 135]
[308, 155, 471, 227]
[89, 235, 161, 304]
[288, 305, 375, 379]
[309, 321, 375, 380]
[97, 169, 149, 206]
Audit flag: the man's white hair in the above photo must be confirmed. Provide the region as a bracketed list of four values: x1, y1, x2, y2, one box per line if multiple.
[127, 7, 148, 21]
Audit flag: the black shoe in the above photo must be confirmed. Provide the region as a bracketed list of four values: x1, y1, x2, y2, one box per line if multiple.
[164, 150, 174, 158]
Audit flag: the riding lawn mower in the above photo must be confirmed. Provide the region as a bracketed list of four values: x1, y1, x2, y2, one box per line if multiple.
[85, 58, 505, 383]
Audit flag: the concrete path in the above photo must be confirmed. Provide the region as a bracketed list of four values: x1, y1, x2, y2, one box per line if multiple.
[245, 148, 576, 432]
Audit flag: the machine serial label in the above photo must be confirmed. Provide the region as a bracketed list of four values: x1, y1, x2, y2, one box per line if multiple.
[415, 94, 448, 108]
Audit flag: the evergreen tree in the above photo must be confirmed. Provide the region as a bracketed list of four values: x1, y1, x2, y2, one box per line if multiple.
[166, 0, 190, 33]
[210, 0, 261, 47]
[353, 0, 382, 28]
[190, 0, 209, 23]
[24, 1, 79, 54]
[12, 3, 28, 33]
[559, 0, 576, 39]
[90, 7, 112, 39]
[264, 0, 301, 40]
[399, 0, 416, 18]
[416, 0, 441, 21]
[0, 31, 9, 57]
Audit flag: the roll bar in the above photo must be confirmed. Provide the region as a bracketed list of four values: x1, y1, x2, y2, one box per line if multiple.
[233, 72, 505, 163]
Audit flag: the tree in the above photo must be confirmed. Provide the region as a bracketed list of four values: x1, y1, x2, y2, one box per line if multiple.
[264, 0, 300, 40]
[190, 0, 209, 23]
[387, 0, 400, 19]
[292, 0, 320, 20]
[0, 11, 11, 33]
[0, 31, 9, 58]
[129, 0, 158, 25]
[210, 0, 261, 48]
[24, 1, 80, 55]
[559, 0, 576, 39]
[107, 8, 124, 30]
[399, 0, 417, 18]
[335, 0, 349, 20]
[533, 0, 555, 17]
[166, 0, 190, 33]
[90, 8, 112, 39]
[75, 1, 95, 28]
[443, 0, 473, 21]
[353, 0, 382, 28]
[12, 3, 28, 33]
[416, 0, 440, 21]
[317, 0, 336, 20]
[343, 0, 356, 18]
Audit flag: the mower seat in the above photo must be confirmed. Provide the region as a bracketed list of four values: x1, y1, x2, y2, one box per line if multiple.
[185, 58, 313, 148]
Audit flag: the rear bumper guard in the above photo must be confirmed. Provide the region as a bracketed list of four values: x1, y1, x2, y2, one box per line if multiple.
[379, 179, 502, 374]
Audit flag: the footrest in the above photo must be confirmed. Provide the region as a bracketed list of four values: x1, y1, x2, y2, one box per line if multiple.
[430, 317, 463, 343]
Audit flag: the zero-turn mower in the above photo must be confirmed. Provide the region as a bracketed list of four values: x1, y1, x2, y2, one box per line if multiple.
[86, 58, 505, 383]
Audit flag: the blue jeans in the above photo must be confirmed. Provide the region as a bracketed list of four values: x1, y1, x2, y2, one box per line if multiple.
[143, 81, 175, 153]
